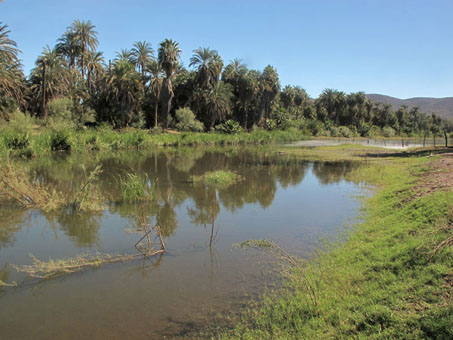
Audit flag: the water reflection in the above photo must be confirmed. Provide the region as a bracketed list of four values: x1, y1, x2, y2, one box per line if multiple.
[0, 148, 362, 250]
[0, 147, 366, 340]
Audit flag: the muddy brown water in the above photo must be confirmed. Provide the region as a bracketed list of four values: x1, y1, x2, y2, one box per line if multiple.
[0, 146, 365, 339]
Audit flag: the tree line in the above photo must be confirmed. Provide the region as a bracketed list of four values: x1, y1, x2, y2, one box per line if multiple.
[1, 20, 452, 139]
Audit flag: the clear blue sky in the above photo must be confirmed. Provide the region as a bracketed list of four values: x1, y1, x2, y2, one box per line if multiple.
[2, 0, 453, 99]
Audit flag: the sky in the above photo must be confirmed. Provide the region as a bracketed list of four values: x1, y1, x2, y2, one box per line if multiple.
[1, 0, 453, 99]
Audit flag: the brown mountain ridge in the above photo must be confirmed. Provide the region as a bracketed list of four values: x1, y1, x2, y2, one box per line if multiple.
[366, 94, 453, 119]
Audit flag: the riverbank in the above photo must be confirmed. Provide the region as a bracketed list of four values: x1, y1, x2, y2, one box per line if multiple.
[0, 127, 307, 158]
[216, 146, 453, 339]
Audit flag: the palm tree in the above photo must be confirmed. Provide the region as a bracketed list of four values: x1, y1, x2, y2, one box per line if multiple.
[208, 54, 223, 87]
[158, 39, 181, 129]
[241, 70, 260, 129]
[189, 47, 217, 88]
[318, 89, 345, 124]
[56, 30, 80, 70]
[222, 58, 247, 83]
[146, 59, 164, 128]
[29, 46, 71, 118]
[0, 23, 24, 108]
[0, 60, 25, 112]
[258, 65, 280, 124]
[85, 51, 104, 92]
[131, 41, 154, 77]
[0, 22, 20, 64]
[107, 60, 141, 126]
[204, 81, 233, 129]
[69, 20, 98, 78]
[115, 48, 133, 63]
[281, 85, 296, 110]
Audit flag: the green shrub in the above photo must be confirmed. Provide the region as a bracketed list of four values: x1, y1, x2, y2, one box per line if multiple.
[215, 120, 243, 134]
[50, 129, 71, 151]
[5, 110, 34, 133]
[175, 107, 204, 132]
[338, 126, 353, 137]
[46, 98, 78, 130]
[3, 129, 29, 150]
[264, 119, 278, 131]
[382, 126, 396, 138]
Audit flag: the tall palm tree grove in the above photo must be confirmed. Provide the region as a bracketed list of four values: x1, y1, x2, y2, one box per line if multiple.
[158, 39, 181, 129]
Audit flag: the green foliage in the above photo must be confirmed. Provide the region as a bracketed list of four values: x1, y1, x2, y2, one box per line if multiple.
[3, 128, 29, 150]
[50, 129, 71, 151]
[383, 126, 396, 137]
[174, 107, 204, 132]
[119, 173, 152, 202]
[215, 119, 242, 134]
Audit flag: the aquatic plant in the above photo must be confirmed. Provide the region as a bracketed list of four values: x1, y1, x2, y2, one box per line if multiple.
[71, 164, 104, 211]
[189, 170, 243, 188]
[13, 253, 141, 279]
[0, 160, 105, 212]
[0, 161, 64, 211]
[0, 279, 17, 287]
[119, 173, 153, 202]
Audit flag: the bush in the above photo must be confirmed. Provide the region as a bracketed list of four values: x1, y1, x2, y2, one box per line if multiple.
[382, 126, 396, 138]
[46, 98, 78, 130]
[338, 126, 353, 138]
[3, 129, 29, 150]
[215, 120, 243, 134]
[1, 111, 34, 151]
[175, 107, 204, 132]
[330, 126, 353, 138]
[264, 119, 278, 131]
[5, 110, 34, 133]
[50, 129, 71, 151]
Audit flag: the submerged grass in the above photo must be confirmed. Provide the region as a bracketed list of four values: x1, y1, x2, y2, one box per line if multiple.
[0, 161, 64, 211]
[0, 159, 105, 212]
[218, 149, 453, 339]
[13, 253, 141, 280]
[0, 279, 17, 287]
[189, 170, 243, 189]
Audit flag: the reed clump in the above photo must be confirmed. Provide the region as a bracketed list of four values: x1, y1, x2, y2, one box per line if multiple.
[119, 173, 153, 202]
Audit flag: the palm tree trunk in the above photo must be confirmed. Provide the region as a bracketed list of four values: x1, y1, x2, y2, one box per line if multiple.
[41, 60, 47, 119]
[244, 104, 248, 131]
[154, 102, 158, 128]
[160, 78, 174, 130]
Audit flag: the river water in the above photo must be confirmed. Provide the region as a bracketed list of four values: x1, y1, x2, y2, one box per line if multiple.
[0, 147, 365, 339]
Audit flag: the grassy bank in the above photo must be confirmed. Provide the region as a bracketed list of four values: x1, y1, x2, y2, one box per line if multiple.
[218, 148, 453, 339]
[0, 126, 307, 158]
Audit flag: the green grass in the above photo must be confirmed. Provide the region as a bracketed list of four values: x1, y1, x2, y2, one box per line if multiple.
[0, 126, 308, 158]
[218, 152, 453, 339]
[119, 172, 153, 202]
[189, 170, 243, 189]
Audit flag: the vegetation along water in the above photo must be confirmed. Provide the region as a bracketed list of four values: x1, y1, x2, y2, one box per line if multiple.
[0, 15, 452, 340]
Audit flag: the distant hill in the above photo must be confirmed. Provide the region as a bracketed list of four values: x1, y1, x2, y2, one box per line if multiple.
[366, 94, 453, 119]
